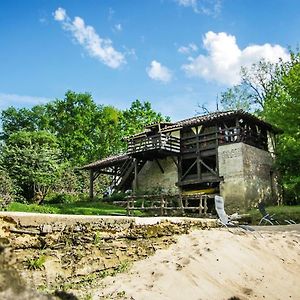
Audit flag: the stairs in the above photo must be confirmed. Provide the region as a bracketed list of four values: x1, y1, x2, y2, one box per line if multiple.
[112, 158, 146, 192]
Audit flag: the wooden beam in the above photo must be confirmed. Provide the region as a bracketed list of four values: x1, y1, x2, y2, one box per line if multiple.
[196, 126, 201, 180]
[181, 159, 197, 180]
[133, 158, 138, 194]
[171, 156, 179, 168]
[155, 159, 164, 173]
[89, 169, 94, 199]
[93, 170, 101, 181]
[199, 158, 218, 176]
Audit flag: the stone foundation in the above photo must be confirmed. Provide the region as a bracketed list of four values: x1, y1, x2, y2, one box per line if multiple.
[0, 212, 216, 298]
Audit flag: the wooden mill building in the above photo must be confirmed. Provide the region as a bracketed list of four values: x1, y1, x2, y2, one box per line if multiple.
[82, 110, 280, 212]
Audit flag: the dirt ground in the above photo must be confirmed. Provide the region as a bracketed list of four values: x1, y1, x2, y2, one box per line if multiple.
[93, 225, 300, 300]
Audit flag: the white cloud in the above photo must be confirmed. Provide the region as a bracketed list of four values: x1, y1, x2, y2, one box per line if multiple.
[54, 7, 66, 21]
[175, 0, 222, 16]
[146, 60, 172, 83]
[53, 7, 125, 69]
[114, 23, 122, 32]
[182, 31, 289, 85]
[0, 93, 50, 111]
[178, 43, 198, 54]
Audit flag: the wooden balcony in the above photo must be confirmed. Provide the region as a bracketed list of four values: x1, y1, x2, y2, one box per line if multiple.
[127, 134, 181, 156]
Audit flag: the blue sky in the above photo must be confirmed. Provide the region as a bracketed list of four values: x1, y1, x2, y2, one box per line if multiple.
[1, 0, 299, 121]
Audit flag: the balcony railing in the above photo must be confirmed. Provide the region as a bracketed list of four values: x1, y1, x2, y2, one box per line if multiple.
[127, 134, 181, 155]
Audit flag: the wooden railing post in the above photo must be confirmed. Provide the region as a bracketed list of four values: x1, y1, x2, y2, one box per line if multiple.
[89, 169, 94, 199]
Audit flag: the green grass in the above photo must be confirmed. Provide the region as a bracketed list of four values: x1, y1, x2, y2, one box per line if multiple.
[6, 200, 143, 216]
[247, 205, 300, 224]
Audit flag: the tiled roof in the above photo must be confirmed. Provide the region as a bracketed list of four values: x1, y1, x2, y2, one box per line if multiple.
[81, 153, 130, 170]
[161, 109, 280, 132]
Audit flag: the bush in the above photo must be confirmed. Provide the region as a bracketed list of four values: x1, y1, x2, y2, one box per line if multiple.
[0, 169, 16, 208]
[46, 193, 79, 204]
[105, 192, 128, 202]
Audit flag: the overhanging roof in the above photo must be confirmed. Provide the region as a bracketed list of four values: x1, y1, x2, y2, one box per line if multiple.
[161, 110, 282, 133]
[81, 153, 130, 170]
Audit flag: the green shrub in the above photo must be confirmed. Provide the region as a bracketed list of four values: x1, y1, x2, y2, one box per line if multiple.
[105, 192, 128, 202]
[0, 169, 16, 208]
[46, 193, 79, 204]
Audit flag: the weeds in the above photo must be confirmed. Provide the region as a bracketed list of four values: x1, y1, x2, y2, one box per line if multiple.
[94, 231, 102, 245]
[26, 255, 46, 270]
[115, 260, 131, 273]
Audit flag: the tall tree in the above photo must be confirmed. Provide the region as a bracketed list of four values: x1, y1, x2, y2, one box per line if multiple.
[0, 91, 124, 165]
[263, 52, 300, 204]
[220, 59, 282, 112]
[46, 91, 123, 164]
[120, 100, 170, 137]
[220, 83, 253, 111]
[1, 131, 62, 202]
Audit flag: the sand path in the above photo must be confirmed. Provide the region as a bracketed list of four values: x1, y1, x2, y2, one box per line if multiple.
[94, 226, 300, 300]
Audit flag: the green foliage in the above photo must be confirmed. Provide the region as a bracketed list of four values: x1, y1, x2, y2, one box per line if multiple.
[262, 52, 300, 204]
[6, 200, 143, 216]
[220, 83, 252, 111]
[26, 255, 46, 270]
[1, 106, 49, 139]
[114, 260, 131, 274]
[105, 192, 128, 202]
[0, 94, 169, 167]
[7, 202, 58, 213]
[121, 99, 170, 137]
[46, 91, 123, 164]
[93, 231, 102, 245]
[0, 93, 170, 206]
[46, 193, 79, 204]
[1, 131, 62, 201]
[0, 168, 16, 207]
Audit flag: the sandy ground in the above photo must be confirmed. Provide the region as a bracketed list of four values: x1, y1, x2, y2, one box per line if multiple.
[94, 225, 300, 300]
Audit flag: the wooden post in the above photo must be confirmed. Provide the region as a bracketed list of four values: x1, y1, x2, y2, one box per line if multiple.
[199, 195, 203, 216]
[196, 126, 201, 180]
[133, 158, 138, 194]
[89, 169, 94, 199]
[160, 195, 164, 216]
[204, 195, 208, 215]
[178, 193, 184, 215]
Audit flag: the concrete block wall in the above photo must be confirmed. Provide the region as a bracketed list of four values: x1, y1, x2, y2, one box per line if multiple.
[136, 157, 179, 194]
[218, 143, 274, 213]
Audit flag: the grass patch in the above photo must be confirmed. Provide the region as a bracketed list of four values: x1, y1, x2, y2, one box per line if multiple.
[6, 200, 143, 216]
[26, 255, 46, 270]
[247, 205, 300, 225]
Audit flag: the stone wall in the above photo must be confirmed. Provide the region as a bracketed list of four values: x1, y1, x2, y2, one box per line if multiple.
[0, 213, 216, 299]
[218, 143, 275, 213]
[137, 157, 179, 194]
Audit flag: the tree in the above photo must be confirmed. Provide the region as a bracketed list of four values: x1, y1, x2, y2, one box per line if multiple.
[262, 52, 300, 204]
[120, 100, 170, 137]
[0, 91, 123, 165]
[0, 94, 171, 167]
[219, 59, 282, 112]
[219, 51, 300, 204]
[220, 83, 253, 111]
[45, 91, 124, 164]
[0, 167, 15, 207]
[2, 131, 62, 202]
